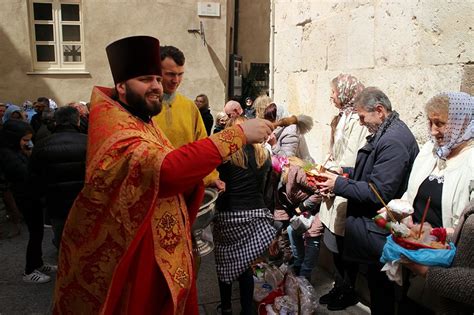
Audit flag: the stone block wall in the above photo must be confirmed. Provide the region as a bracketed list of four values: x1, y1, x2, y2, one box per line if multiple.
[271, 0, 473, 162]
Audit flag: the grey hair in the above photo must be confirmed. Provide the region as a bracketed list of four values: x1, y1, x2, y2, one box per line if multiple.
[424, 94, 449, 115]
[354, 87, 392, 112]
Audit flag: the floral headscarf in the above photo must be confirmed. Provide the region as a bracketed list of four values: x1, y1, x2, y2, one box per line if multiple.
[332, 74, 365, 112]
[434, 92, 473, 160]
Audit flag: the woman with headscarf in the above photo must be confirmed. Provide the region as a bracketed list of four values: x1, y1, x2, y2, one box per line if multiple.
[384, 92, 473, 313]
[2, 104, 25, 123]
[0, 120, 56, 283]
[401, 92, 473, 231]
[318, 74, 369, 310]
[213, 116, 275, 314]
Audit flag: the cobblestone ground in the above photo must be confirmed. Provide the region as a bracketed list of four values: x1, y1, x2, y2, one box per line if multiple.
[0, 222, 369, 314]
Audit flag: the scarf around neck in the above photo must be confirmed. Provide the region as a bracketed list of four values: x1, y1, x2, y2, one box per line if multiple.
[367, 111, 399, 145]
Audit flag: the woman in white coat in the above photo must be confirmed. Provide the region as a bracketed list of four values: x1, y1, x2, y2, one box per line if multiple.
[401, 92, 473, 232]
[385, 91, 473, 313]
[318, 74, 369, 311]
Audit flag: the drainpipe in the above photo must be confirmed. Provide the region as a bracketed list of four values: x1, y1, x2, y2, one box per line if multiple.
[269, 0, 275, 98]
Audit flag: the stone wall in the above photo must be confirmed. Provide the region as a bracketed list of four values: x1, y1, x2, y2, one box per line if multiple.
[0, 0, 228, 115]
[271, 0, 474, 162]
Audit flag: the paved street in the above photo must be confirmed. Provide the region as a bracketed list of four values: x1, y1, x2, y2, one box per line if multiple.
[0, 222, 369, 314]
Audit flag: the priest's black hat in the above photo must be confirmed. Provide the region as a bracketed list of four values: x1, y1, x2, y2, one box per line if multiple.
[106, 36, 161, 84]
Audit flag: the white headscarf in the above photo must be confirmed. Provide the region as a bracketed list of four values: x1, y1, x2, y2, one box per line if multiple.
[434, 92, 473, 160]
[49, 98, 58, 110]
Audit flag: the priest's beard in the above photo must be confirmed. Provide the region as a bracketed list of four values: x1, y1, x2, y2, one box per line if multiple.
[125, 84, 163, 117]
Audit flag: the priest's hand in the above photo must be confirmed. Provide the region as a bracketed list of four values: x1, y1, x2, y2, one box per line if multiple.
[241, 118, 274, 143]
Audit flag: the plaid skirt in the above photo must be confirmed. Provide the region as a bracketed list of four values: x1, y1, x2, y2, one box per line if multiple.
[213, 208, 276, 284]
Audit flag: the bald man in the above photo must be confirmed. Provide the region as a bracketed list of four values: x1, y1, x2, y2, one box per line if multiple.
[224, 100, 243, 119]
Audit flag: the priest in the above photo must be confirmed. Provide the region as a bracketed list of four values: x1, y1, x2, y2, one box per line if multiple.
[53, 35, 273, 315]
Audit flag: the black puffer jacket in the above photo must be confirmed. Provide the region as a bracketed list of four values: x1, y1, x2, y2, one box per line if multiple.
[30, 125, 87, 219]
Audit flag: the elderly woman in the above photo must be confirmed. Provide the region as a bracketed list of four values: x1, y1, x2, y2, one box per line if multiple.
[403, 92, 473, 231]
[386, 92, 473, 312]
[318, 74, 369, 310]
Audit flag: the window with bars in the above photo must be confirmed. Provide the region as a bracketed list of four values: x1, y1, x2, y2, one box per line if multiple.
[28, 0, 85, 72]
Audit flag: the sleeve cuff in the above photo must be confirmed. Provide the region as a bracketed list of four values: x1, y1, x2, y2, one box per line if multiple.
[209, 125, 247, 159]
[333, 175, 347, 195]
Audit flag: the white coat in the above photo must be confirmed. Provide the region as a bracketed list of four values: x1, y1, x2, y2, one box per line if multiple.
[319, 112, 369, 235]
[401, 140, 474, 228]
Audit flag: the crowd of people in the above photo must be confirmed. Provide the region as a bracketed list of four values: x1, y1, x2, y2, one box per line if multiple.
[0, 34, 472, 315]
[0, 98, 88, 284]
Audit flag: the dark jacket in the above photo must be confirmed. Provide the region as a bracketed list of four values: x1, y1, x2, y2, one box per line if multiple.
[30, 125, 87, 219]
[213, 125, 224, 134]
[199, 108, 213, 136]
[335, 112, 419, 217]
[217, 145, 271, 211]
[0, 148, 32, 206]
[34, 124, 52, 143]
[244, 107, 256, 119]
[0, 120, 37, 213]
[30, 113, 42, 133]
[334, 112, 419, 262]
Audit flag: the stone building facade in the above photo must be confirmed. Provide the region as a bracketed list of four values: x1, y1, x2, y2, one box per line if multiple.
[270, 0, 474, 161]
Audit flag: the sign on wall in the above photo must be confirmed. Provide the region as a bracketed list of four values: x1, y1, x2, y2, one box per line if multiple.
[198, 2, 220, 17]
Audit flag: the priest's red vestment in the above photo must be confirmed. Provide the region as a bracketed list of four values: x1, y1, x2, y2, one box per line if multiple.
[53, 87, 245, 314]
